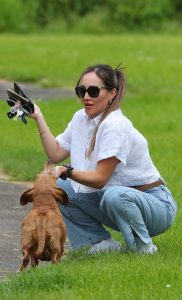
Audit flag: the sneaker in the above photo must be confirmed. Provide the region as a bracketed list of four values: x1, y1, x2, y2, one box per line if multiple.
[88, 238, 122, 254]
[135, 238, 158, 254]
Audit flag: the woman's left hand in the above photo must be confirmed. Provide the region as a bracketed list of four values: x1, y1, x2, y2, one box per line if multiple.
[55, 165, 67, 179]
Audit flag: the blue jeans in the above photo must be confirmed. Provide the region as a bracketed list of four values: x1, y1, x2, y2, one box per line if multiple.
[57, 179, 177, 250]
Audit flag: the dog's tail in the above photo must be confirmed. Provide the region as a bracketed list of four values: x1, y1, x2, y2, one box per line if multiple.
[35, 216, 47, 257]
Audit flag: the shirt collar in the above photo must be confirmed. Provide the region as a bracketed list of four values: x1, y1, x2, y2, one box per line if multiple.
[83, 108, 122, 125]
[83, 111, 103, 125]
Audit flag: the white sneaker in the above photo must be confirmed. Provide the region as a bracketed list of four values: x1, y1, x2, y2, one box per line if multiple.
[135, 238, 158, 254]
[88, 238, 122, 254]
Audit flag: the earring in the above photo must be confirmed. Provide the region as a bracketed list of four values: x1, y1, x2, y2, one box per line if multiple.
[108, 99, 113, 105]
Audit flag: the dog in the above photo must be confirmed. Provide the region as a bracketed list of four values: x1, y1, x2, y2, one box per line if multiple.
[17, 160, 69, 272]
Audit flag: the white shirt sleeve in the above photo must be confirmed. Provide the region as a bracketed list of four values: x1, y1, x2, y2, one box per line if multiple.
[96, 125, 131, 166]
[56, 121, 72, 152]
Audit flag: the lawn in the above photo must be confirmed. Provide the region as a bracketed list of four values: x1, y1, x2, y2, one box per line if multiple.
[0, 33, 181, 299]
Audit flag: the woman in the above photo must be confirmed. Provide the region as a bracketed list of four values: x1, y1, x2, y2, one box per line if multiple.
[31, 64, 177, 254]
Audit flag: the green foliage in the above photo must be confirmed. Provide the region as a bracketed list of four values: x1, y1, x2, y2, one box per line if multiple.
[106, 0, 174, 31]
[0, 0, 181, 33]
[0, 0, 27, 32]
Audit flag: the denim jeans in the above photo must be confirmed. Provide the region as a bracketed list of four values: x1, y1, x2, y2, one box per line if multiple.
[56, 179, 177, 250]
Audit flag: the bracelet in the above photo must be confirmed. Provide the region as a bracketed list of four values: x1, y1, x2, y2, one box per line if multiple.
[59, 164, 73, 180]
[38, 129, 49, 136]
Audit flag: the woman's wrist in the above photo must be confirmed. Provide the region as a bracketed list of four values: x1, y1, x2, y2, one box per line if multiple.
[38, 127, 50, 136]
[56, 165, 73, 180]
[36, 115, 50, 136]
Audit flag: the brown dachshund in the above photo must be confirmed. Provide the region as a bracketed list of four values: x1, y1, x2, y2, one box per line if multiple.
[18, 161, 68, 272]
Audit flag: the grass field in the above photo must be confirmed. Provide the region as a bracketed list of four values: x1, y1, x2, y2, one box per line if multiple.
[0, 33, 181, 299]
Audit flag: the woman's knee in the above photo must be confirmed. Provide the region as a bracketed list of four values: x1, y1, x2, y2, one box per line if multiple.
[100, 186, 130, 211]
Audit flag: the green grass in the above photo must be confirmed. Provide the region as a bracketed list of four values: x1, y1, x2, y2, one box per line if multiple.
[0, 33, 181, 299]
[0, 34, 181, 93]
[1, 243, 182, 300]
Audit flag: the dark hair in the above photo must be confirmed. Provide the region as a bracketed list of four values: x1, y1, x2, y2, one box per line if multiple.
[77, 64, 126, 157]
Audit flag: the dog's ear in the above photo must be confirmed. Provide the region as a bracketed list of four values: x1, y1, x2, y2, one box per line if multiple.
[20, 188, 34, 205]
[54, 188, 69, 205]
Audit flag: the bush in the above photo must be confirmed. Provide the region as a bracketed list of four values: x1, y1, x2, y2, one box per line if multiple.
[0, 0, 26, 32]
[0, 0, 181, 33]
[106, 0, 174, 31]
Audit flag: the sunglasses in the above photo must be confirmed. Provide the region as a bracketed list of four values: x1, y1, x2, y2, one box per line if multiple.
[75, 86, 112, 98]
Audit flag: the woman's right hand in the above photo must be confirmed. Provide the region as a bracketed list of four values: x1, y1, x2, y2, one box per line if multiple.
[30, 103, 43, 120]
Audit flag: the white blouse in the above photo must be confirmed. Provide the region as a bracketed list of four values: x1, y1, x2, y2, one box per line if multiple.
[56, 108, 160, 193]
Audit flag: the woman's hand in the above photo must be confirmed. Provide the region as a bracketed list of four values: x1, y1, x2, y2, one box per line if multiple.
[56, 156, 119, 189]
[30, 103, 43, 120]
[55, 165, 67, 179]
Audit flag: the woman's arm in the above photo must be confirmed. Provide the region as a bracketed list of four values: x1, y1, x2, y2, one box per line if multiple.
[56, 156, 119, 189]
[31, 104, 70, 163]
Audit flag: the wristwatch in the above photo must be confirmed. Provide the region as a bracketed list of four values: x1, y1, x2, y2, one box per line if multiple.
[59, 164, 73, 180]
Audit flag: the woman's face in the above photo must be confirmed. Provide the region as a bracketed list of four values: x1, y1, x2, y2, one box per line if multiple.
[79, 71, 116, 118]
